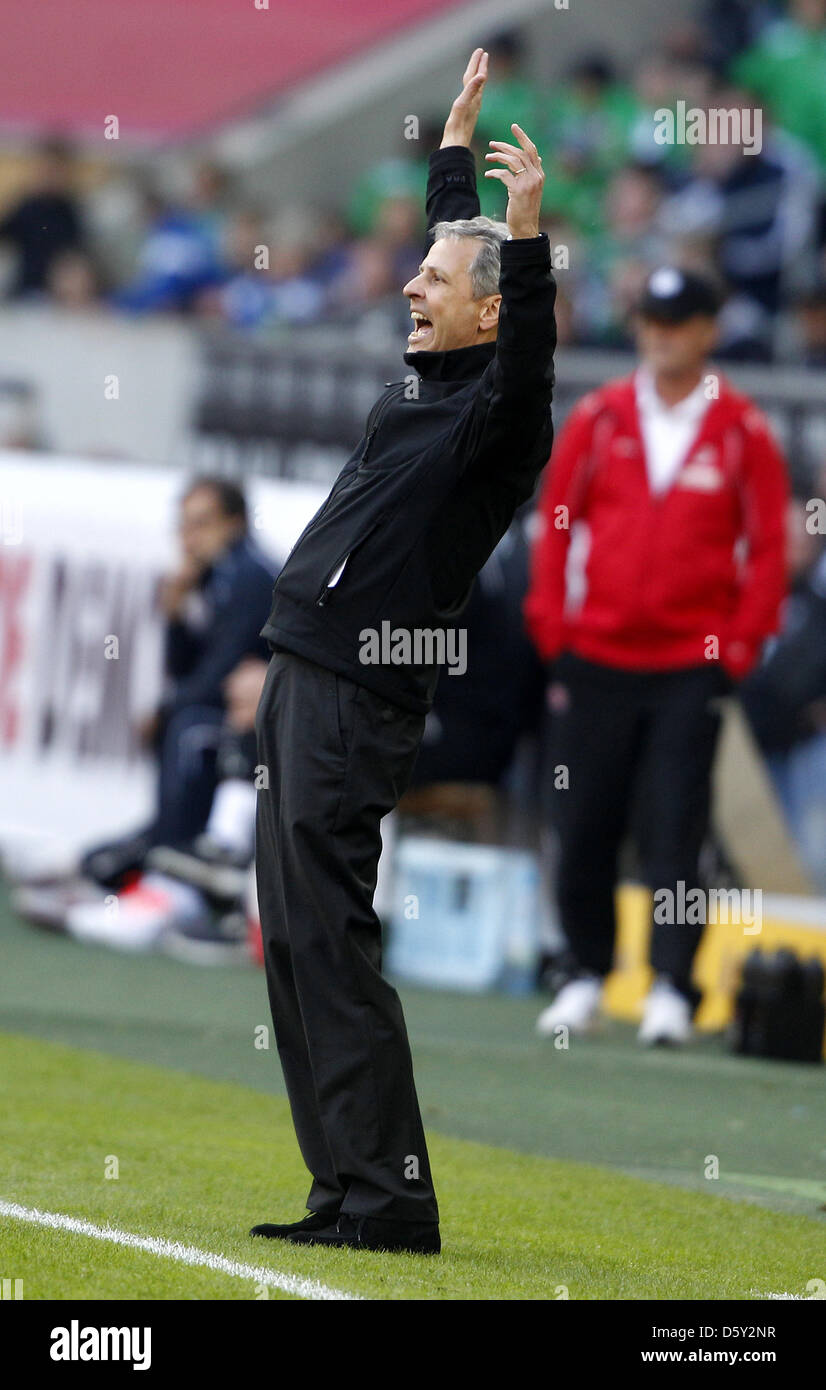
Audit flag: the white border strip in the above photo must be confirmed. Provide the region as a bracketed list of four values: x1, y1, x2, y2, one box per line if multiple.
[0, 1200, 359, 1302]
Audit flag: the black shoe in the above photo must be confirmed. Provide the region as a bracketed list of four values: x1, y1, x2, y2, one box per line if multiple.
[80, 830, 155, 890]
[249, 1210, 339, 1241]
[163, 908, 249, 965]
[295, 1213, 441, 1255]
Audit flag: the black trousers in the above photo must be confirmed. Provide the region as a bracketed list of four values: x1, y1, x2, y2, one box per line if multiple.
[254, 647, 438, 1224]
[546, 652, 728, 1003]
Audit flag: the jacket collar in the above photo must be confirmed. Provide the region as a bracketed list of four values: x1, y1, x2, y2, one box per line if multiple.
[404, 341, 496, 382]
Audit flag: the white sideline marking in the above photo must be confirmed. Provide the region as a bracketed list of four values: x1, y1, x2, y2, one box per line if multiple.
[0, 1200, 359, 1301]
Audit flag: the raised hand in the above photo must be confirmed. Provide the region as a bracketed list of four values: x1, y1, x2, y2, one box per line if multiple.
[440, 48, 489, 149]
[484, 124, 545, 240]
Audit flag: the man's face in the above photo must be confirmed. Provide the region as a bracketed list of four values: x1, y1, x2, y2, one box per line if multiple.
[179, 486, 243, 568]
[634, 314, 717, 376]
[403, 237, 500, 353]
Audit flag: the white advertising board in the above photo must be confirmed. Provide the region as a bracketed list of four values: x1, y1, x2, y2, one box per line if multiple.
[0, 452, 325, 865]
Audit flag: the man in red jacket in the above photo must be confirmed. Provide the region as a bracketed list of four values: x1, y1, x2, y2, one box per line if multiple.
[525, 266, 788, 1045]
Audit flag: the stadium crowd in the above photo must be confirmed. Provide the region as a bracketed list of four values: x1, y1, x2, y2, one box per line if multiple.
[1, 3, 826, 365]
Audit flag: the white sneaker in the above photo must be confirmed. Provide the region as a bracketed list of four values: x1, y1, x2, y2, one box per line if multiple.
[638, 980, 693, 1046]
[536, 977, 603, 1036]
[66, 873, 207, 953]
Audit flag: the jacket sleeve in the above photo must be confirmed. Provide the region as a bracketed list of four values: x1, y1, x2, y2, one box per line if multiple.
[457, 234, 556, 484]
[424, 146, 480, 246]
[718, 409, 789, 680]
[523, 398, 598, 661]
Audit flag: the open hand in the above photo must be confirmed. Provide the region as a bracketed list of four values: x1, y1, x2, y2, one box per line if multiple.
[440, 48, 488, 149]
[484, 124, 545, 239]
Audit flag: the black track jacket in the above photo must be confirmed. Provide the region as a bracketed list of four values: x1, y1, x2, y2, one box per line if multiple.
[261, 144, 557, 713]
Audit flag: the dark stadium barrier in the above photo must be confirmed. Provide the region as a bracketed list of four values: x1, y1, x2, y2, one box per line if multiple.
[191, 330, 826, 492]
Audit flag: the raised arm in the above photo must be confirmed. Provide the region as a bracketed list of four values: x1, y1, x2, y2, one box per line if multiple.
[459, 124, 554, 469]
[424, 48, 488, 241]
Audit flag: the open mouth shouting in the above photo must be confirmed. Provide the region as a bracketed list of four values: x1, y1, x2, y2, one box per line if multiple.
[408, 309, 434, 346]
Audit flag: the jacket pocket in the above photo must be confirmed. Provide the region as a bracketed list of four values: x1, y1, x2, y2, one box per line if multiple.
[316, 514, 386, 606]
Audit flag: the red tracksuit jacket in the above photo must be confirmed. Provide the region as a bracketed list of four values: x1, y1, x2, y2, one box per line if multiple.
[523, 372, 789, 680]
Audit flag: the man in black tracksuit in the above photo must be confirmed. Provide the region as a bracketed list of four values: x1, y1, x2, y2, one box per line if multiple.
[251, 49, 556, 1255]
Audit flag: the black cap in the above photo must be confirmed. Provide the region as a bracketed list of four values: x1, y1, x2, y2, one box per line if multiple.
[636, 267, 722, 323]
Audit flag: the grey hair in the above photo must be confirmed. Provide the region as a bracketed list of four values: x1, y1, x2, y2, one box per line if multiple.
[431, 216, 509, 299]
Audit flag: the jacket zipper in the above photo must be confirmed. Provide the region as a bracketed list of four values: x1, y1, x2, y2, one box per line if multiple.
[360, 381, 408, 464]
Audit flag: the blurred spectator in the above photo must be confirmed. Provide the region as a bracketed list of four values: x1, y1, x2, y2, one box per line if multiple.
[198, 205, 327, 329]
[601, 258, 654, 345]
[20, 652, 273, 956]
[731, 0, 826, 173]
[792, 283, 826, 364]
[742, 492, 826, 752]
[1, 17, 823, 359]
[741, 493, 826, 891]
[134, 654, 271, 961]
[374, 194, 423, 274]
[406, 520, 544, 794]
[545, 55, 640, 184]
[0, 380, 45, 450]
[266, 226, 327, 325]
[46, 249, 103, 310]
[79, 476, 277, 888]
[627, 51, 707, 172]
[698, 0, 781, 71]
[659, 86, 820, 329]
[474, 30, 542, 147]
[526, 266, 789, 1045]
[308, 208, 353, 289]
[224, 655, 269, 733]
[577, 163, 672, 343]
[114, 189, 225, 314]
[186, 161, 232, 258]
[535, 55, 641, 232]
[326, 195, 421, 315]
[195, 206, 271, 327]
[346, 124, 439, 237]
[0, 138, 85, 297]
